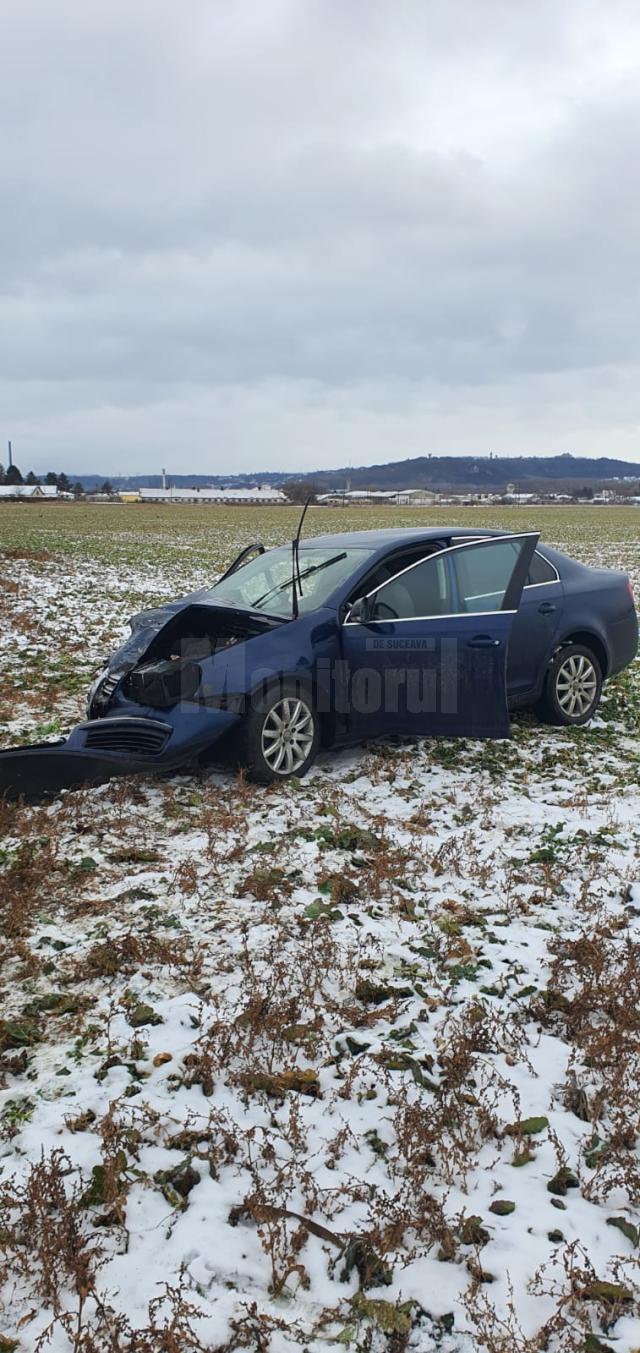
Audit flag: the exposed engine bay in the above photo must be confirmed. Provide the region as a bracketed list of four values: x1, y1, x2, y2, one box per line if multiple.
[123, 658, 203, 709]
[121, 604, 278, 710]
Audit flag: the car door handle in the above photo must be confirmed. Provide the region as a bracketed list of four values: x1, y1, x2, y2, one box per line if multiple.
[538, 602, 557, 615]
[467, 635, 501, 649]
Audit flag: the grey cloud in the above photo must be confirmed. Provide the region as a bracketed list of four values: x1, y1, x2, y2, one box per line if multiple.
[0, 0, 639, 472]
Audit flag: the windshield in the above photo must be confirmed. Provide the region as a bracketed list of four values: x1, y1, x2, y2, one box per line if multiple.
[205, 545, 374, 617]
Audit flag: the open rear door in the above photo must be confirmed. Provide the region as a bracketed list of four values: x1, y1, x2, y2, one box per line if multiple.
[340, 532, 539, 740]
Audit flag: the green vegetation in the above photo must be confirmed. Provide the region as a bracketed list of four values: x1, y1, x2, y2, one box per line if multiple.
[0, 502, 639, 1351]
[0, 499, 639, 570]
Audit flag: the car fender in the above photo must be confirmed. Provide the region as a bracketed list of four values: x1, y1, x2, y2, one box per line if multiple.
[549, 624, 612, 678]
[199, 608, 339, 706]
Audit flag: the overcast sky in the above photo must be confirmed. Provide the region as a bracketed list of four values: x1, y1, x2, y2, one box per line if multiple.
[2, 0, 640, 476]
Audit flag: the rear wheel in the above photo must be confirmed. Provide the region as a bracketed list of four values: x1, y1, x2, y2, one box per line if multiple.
[238, 682, 319, 783]
[539, 644, 602, 726]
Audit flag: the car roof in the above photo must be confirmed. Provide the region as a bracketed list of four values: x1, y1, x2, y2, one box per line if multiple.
[299, 526, 502, 550]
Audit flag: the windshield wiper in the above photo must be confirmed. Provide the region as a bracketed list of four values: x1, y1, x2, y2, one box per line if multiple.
[250, 552, 348, 612]
[218, 542, 265, 582]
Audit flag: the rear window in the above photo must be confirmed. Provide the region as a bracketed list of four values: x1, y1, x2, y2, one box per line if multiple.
[452, 539, 557, 588]
[451, 538, 526, 613]
[448, 538, 557, 588]
[527, 552, 557, 586]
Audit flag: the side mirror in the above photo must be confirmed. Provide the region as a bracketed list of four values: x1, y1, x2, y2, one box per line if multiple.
[347, 595, 371, 624]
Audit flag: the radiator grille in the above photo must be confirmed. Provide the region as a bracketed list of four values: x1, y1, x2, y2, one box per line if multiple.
[83, 719, 171, 758]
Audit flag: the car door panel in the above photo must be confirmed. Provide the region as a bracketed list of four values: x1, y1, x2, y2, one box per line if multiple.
[340, 534, 539, 742]
[507, 582, 564, 698]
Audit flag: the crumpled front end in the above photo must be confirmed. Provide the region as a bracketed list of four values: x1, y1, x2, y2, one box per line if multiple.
[0, 594, 295, 801]
[0, 599, 279, 802]
[88, 600, 280, 716]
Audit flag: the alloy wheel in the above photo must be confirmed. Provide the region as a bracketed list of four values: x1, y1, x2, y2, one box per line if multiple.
[555, 653, 598, 718]
[261, 697, 315, 774]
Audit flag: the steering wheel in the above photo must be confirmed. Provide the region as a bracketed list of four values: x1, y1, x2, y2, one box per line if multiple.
[372, 599, 400, 620]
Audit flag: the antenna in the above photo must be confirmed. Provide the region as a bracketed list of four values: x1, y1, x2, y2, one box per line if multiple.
[291, 496, 313, 619]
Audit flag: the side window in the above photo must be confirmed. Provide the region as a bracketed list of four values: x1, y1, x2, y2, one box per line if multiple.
[346, 544, 445, 610]
[371, 554, 451, 619]
[526, 551, 557, 586]
[451, 539, 522, 613]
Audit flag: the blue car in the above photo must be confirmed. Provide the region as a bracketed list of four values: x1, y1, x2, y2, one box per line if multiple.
[1, 527, 637, 795]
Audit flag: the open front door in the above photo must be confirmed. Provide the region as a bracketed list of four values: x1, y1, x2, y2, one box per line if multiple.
[339, 533, 539, 741]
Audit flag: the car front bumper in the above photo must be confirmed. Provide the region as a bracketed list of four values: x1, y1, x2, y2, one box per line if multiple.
[0, 707, 240, 802]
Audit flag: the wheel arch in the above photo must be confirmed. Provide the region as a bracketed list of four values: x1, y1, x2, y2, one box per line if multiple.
[554, 630, 610, 678]
[246, 668, 334, 748]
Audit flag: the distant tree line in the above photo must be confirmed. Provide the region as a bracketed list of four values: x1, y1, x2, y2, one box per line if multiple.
[0, 465, 114, 496]
[283, 480, 321, 504]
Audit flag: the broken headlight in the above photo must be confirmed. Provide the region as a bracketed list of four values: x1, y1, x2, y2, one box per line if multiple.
[87, 667, 123, 718]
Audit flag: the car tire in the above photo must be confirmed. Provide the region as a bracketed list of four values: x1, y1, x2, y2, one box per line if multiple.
[237, 681, 320, 783]
[539, 644, 603, 726]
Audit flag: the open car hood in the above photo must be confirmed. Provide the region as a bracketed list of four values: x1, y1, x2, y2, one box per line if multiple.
[88, 601, 282, 718]
[0, 600, 279, 802]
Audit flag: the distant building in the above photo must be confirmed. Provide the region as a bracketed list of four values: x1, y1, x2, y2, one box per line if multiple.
[0, 484, 58, 500]
[393, 489, 440, 505]
[316, 489, 397, 505]
[316, 488, 440, 506]
[438, 491, 501, 505]
[121, 485, 287, 505]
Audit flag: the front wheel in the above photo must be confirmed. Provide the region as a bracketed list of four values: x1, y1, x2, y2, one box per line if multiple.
[539, 644, 602, 726]
[238, 683, 320, 783]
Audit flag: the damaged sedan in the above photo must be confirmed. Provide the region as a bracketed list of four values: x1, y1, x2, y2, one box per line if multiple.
[1, 526, 637, 798]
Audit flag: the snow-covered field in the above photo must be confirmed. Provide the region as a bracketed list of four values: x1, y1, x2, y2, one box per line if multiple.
[1, 503, 639, 1353]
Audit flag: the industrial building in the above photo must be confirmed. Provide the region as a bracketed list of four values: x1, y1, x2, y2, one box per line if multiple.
[0, 485, 59, 500]
[119, 485, 288, 505]
[316, 488, 441, 506]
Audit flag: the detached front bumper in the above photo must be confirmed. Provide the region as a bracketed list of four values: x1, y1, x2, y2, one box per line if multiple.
[0, 709, 240, 802]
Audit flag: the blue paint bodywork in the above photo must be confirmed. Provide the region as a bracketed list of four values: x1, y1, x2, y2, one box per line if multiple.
[89, 524, 638, 758]
[1, 525, 637, 798]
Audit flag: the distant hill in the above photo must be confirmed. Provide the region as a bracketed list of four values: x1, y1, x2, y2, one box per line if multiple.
[298, 453, 640, 492]
[73, 454, 640, 494]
